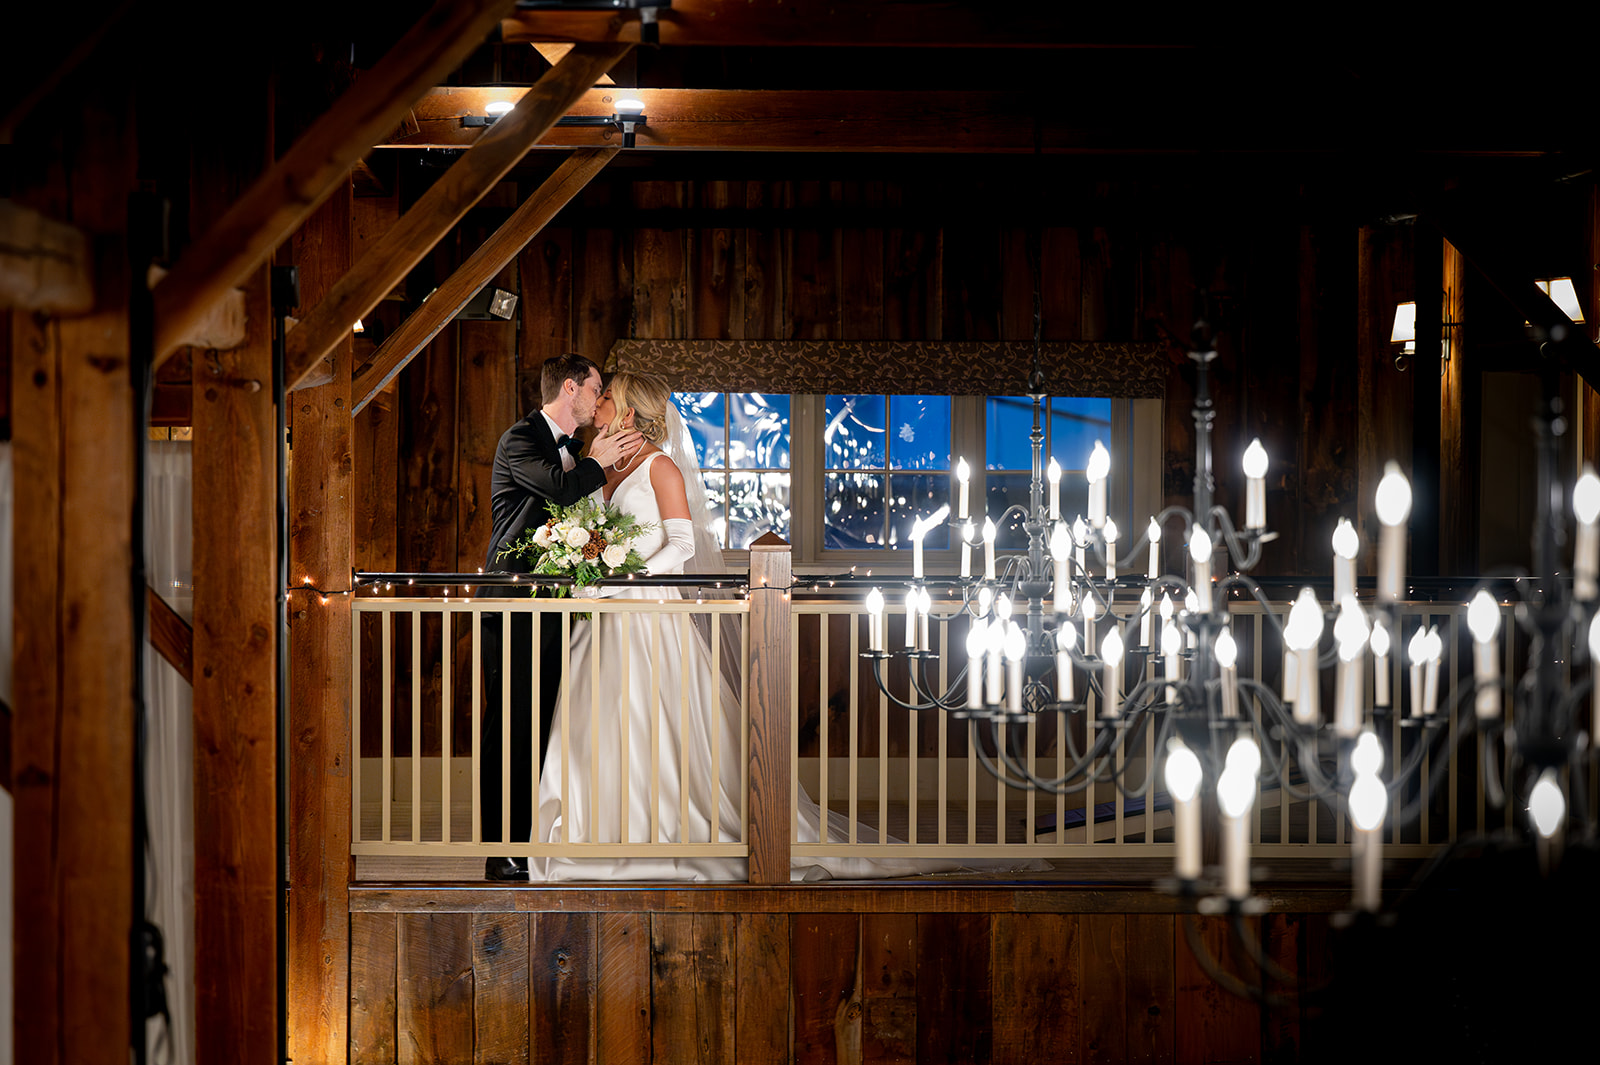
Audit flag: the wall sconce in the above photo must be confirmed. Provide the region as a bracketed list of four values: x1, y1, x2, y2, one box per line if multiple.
[1389, 297, 1459, 376]
[454, 286, 519, 322]
[549, 97, 648, 147]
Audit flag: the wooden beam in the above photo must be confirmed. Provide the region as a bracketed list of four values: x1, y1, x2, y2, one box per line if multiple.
[146, 265, 248, 349]
[378, 86, 1561, 155]
[0, 198, 93, 313]
[11, 93, 136, 1065]
[150, 0, 518, 367]
[146, 585, 194, 684]
[351, 147, 617, 414]
[501, 1, 1185, 48]
[286, 180, 356, 1065]
[283, 42, 631, 393]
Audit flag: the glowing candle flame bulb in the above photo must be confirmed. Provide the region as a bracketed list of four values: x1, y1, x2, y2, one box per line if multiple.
[1284, 588, 1324, 725]
[1218, 739, 1260, 900]
[1242, 438, 1268, 529]
[1047, 457, 1062, 520]
[1529, 770, 1565, 838]
[1165, 740, 1204, 880]
[1216, 626, 1240, 718]
[1375, 463, 1413, 602]
[1055, 625, 1075, 702]
[1332, 518, 1359, 600]
[955, 458, 971, 518]
[1370, 620, 1392, 708]
[1574, 466, 1600, 599]
[1147, 517, 1162, 577]
[983, 518, 997, 581]
[977, 585, 994, 618]
[1407, 627, 1429, 718]
[1161, 620, 1183, 703]
[1467, 590, 1502, 718]
[1100, 627, 1124, 717]
[1333, 596, 1368, 736]
[865, 587, 885, 652]
[1086, 441, 1110, 527]
[1004, 622, 1028, 711]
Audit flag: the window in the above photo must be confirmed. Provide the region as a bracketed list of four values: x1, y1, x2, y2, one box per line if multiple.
[673, 391, 1151, 568]
[673, 391, 791, 549]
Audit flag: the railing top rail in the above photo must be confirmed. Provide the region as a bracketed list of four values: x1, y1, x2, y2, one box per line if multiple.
[355, 570, 750, 590]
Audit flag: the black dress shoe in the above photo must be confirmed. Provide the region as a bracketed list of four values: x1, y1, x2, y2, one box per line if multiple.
[485, 857, 529, 882]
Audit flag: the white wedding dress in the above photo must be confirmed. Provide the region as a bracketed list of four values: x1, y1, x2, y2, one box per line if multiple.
[531, 450, 1048, 881]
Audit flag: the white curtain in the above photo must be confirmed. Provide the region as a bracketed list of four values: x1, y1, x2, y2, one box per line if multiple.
[143, 440, 195, 1065]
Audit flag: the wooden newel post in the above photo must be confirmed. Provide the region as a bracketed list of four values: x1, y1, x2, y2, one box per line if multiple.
[746, 532, 792, 884]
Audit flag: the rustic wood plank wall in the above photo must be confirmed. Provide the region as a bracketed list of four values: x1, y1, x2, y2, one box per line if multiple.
[348, 892, 1327, 1064]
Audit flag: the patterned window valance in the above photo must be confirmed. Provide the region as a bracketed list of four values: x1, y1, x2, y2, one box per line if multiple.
[607, 340, 1167, 397]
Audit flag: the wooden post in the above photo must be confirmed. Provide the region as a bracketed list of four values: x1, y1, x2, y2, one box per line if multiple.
[1439, 239, 1476, 573]
[10, 96, 136, 1065]
[1411, 228, 1443, 577]
[285, 180, 356, 1064]
[189, 73, 279, 1061]
[746, 533, 792, 883]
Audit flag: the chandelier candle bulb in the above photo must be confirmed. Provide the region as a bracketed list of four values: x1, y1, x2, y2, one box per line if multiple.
[1086, 442, 1110, 527]
[1073, 516, 1088, 574]
[1215, 627, 1240, 718]
[918, 587, 932, 652]
[983, 518, 997, 581]
[1333, 597, 1369, 738]
[1422, 627, 1442, 715]
[1056, 626, 1076, 702]
[1005, 622, 1027, 712]
[956, 458, 971, 519]
[1574, 467, 1600, 599]
[1101, 628, 1125, 717]
[1407, 626, 1427, 718]
[1242, 438, 1269, 530]
[1164, 742, 1204, 881]
[1219, 768, 1256, 901]
[1139, 586, 1153, 648]
[1370, 620, 1392, 707]
[1147, 518, 1162, 578]
[1589, 614, 1600, 737]
[1332, 518, 1359, 601]
[866, 588, 886, 652]
[1083, 595, 1098, 660]
[978, 584, 994, 619]
[1467, 591, 1502, 718]
[1159, 593, 1175, 658]
[905, 589, 919, 650]
[1190, 533, 1213, 613]
[1047, 457, 1062, 520]
[986, 618, 1005, 706]
[960, 520, 973, 578]
[1050, 522, 1072, 615]
[966, 621, 986, 709]
[1183, 589, 1200, 648]
[1162, 621, 1183, 704]
[1375, 463, 1413, 603]
[1103, 519, 1119, 581]
[1285, 588, 1325, 726]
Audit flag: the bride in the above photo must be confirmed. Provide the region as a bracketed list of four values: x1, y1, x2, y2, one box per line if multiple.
[531, 372, 1046, 881]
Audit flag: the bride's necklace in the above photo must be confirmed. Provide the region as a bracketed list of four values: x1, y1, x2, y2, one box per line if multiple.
[612, 441, 643, 473]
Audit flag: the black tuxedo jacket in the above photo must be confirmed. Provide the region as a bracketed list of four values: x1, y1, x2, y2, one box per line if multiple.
[484, 411, 609, 571]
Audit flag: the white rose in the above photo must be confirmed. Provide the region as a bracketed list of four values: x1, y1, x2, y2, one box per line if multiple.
[531, 525, 552, 547]
[564, 526, 591, 548]
[594, 512, 607, 526]
[602, 543, 628, 568]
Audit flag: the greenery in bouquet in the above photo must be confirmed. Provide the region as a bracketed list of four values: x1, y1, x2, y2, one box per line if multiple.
[496, 497, 656, 596]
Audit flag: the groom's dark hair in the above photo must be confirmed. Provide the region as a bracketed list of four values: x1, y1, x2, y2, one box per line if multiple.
[540, 353, 602, 405]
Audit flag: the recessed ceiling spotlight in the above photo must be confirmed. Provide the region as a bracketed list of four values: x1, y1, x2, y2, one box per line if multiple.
[485, 100, 515, 116]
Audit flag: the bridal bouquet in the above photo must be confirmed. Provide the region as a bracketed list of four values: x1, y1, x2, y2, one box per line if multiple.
[496, 496, 656, 596]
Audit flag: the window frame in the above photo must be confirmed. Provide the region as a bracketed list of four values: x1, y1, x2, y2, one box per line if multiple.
[694, 392, 1163, 575]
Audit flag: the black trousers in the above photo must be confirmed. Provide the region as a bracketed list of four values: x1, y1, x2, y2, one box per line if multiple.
[478, 609, 564, 846]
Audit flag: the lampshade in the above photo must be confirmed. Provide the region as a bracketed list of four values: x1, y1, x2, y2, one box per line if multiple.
[1390, 301, 1416, 351]
[1535, 277, 1585, 324]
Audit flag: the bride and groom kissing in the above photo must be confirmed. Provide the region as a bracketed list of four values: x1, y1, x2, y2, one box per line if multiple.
[479, 353, 730, 881]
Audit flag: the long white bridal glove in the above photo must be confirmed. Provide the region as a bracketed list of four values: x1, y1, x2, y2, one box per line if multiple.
[643, 517, 696, 574]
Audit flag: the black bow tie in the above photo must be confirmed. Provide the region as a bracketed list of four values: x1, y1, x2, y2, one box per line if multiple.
[555, 434, 580, 455]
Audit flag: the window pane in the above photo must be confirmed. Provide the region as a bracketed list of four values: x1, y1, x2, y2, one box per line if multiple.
[672, 392, 726, 469]
[825, 394, 886, 470]
[1049, 397, 1113, 470]
[888, 474, 951, 549]
[984, 395, 1038, 471]
[886, 395, 950, 471]
[986, 475, 1089, 549]
[700, 472, 729, 548]
[727, 472, 790, 548]
[730, 392, 790, 470]
[824, 472, 885, 548]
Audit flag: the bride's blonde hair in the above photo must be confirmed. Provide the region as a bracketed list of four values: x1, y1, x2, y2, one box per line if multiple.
[604, 371, 672, 445]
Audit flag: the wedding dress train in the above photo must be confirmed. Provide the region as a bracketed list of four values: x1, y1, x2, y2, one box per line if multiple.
[531, 452, 1046, 881]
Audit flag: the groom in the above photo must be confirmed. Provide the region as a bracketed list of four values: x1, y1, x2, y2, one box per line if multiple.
[480, 353, 640, 881]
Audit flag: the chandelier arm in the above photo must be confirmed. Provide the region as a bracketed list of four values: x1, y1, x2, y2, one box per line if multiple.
[1208, 505, 1265, 574]
[1214, 574, 1289, 643]
[1386, 706, 1490, 830]
[979, 715, 1127, 793]
[867, 657, 969, 713]
[1179, 915, 1292, 1008]
[1228, 913, 1302, 988]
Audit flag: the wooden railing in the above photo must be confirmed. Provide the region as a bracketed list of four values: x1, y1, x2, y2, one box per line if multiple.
[350, 542, 1526, 879]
